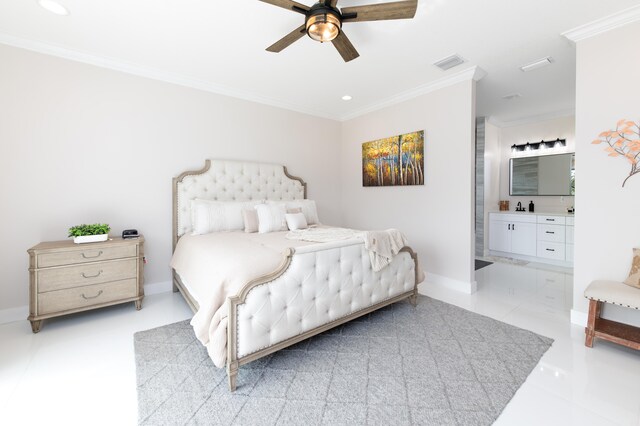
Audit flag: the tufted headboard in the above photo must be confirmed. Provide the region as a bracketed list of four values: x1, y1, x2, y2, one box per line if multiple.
[172, 159, 307, 249]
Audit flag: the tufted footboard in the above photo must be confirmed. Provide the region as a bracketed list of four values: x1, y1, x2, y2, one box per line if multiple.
[226, 239, 419, 391]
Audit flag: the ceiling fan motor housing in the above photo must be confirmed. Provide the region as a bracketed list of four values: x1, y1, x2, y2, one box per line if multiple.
[305, 3, 342, 42]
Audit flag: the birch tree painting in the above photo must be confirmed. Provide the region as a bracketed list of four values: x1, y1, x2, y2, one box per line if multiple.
[362, 130, 424, 187]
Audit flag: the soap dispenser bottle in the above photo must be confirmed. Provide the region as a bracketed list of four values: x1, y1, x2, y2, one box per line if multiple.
[529, 201, 534, 212]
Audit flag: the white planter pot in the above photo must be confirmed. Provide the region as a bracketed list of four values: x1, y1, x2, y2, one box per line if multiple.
[73, 234, 109, 244]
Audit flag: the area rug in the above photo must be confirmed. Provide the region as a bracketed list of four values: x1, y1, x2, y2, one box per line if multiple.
[474, 259, 493, 271]
[485, 256, 529, 266]
[134, 296, 553, 425]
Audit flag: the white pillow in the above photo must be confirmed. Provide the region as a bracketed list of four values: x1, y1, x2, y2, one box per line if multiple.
[255, 203, 287, 233]
[284, 200, 320, 225]
[191, 199, 263, 235]
[285, 213, 308, 231]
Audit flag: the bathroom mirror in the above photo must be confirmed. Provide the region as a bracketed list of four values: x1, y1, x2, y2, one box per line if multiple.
[510, 153, 575, 196]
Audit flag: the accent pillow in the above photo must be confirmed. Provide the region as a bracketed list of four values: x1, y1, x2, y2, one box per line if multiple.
[285, 200, 320, 225]
[623, 248, 640, 288]
[191, 199, 262, 235]
[285, 213, 308, 231]
[242, 208, 259, 233]
[255, 203, 287, 233]
[287, 207, 302, 214]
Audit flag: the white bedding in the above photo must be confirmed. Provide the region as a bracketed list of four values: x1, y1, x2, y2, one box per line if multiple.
[170, 227, 421, 368]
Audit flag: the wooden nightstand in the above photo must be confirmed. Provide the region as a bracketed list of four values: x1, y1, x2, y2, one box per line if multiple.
[27, 236, 144, 333]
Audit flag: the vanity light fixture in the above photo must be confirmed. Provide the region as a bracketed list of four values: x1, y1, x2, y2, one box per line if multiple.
[520, 56, 553, 72]
[37, 0, 69, 16]
[511, 138, 567, 155]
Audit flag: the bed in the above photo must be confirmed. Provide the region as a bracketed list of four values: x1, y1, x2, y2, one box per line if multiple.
[171, 159, 421, 391]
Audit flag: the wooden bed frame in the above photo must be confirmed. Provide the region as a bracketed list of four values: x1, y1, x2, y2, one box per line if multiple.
[171, 159, 419, 391]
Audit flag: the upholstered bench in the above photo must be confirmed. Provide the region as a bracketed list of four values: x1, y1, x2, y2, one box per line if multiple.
[584, 280, 640, 350]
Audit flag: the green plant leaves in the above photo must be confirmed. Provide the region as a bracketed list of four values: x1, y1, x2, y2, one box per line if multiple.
[68, 223, 111, 237]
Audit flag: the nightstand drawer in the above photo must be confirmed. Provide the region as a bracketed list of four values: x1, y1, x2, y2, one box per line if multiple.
[38, 279, 137, 315]
[37, 258, 137, 293]
[37, 244, 137, 268]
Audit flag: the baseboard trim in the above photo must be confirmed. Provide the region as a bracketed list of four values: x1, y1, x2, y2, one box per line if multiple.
[0, 280, 174, 325]
[428, 273, 477, 294]
[144, 280, 173, 295]
[0, 305, 29, 325]
[571, 309, 588, 327]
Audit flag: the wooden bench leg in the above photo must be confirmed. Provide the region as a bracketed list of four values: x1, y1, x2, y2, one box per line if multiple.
[585, 299, 601, 348]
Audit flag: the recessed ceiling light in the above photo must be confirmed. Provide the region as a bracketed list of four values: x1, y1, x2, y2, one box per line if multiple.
[37, 0, 69, 16]
[342, 95, 352, 101]
[519, 57, 553, 72]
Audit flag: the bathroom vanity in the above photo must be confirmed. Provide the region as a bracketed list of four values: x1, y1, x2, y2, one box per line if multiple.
[489, 211, 574, 266]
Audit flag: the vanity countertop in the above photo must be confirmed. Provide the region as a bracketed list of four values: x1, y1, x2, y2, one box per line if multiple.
[489, 211, 575, 217]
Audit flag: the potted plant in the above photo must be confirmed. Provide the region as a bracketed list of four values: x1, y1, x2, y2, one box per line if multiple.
[68, 223, 111, 244]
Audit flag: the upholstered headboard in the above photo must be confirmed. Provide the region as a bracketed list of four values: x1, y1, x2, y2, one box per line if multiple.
[172, 159, 307, 249]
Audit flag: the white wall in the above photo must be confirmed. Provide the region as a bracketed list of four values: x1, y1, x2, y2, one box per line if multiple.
[340, 80, 477, 292]
[573, 22, 640, 326]
[483, 120, 501, 254]
[0, 44, 343, 314]
[497, 116, 576, 213]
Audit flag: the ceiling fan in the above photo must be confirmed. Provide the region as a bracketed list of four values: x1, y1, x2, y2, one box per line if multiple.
[260, 0, 418, 62]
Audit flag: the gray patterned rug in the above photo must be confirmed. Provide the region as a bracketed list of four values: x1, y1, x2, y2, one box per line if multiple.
[134, 296, 553, 425]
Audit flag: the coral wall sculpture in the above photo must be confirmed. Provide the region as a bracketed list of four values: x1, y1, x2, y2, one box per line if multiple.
[592, 119, 640, 187]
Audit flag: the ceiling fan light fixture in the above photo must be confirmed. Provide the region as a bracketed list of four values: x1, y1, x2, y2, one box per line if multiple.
[306, 12, 341, 43]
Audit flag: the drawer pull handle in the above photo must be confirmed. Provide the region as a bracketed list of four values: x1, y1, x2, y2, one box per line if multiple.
[546, 219, 555, 221]
[81, 290, 103, 300]
[546, 248, 555, 252]
[81, 270, 103, 279]
[545, 231, 555, 234]
[81, 251, 103, 259]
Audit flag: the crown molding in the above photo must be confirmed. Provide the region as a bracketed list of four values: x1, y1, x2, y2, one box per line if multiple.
[0, 32, 339, 121]
[562, 5, 640, 42]
[340, 66, 486, 121]
[487, 108, 575, 128]
[0, 32, 486, 124]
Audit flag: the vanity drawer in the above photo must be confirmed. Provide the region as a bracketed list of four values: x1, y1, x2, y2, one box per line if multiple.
[37, 244, 137, 268]
[537, 242, 566, 260]
[37, 279, 138, 315]
[537, 224, 565, 243]
[37, 258, 137, 293]
[537, 215, 566, 225]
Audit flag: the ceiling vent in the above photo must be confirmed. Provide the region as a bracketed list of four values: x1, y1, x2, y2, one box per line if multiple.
[520, 57, 554, 72]
[433, 54, 466, 71]
[502, 93, 522, 100]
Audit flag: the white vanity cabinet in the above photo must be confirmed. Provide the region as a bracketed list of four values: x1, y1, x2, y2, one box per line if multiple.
[489, 212, 574, 266]
[489, 214, 537, 256]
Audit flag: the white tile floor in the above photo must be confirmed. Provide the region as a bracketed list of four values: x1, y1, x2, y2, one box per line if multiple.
[1, 261, 639, 425]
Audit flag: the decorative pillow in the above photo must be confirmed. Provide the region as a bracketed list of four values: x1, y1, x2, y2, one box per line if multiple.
[623, 248, 640, 288]
[285, 213, 308, 231]
[255, 203, 287, 233]
[287, 207, 302, 214]
[191, 199, 262, 235]
[242, 209, 259, 233]
[285, 200, 320, 225]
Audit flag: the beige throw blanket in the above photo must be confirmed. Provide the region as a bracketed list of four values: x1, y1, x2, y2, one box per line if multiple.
[287, 227, 408, 272]
[362, 229, 409, 272]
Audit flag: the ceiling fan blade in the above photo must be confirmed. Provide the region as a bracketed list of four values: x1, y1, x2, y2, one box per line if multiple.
[341, 0, 417, 22]
[266, 25, 307, 53]
[327, 0, 339, 6]
[258, 0, 310, 14]
[332, 31, 359, 62]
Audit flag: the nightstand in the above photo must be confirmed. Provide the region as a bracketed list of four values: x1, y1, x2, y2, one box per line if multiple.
[27, 236, 144, 333]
